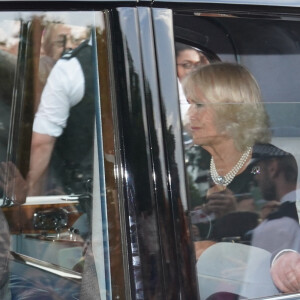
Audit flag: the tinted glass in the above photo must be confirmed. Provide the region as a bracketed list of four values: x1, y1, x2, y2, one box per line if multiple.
[0, 11, 122, 300]
[175, 12, 300, 299]
[0, 15, 18, 201]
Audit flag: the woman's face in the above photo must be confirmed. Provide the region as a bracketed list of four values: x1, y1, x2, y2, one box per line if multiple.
[188, 90, 225, 148]
[176, 49, 201, 81]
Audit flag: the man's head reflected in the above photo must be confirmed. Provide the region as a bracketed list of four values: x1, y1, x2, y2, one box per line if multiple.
[255, 155, 298, 202]
[42, 23, 89, 61]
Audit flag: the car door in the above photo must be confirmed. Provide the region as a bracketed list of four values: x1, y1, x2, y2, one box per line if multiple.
[1, 6, 200, 300]
[108, 7, 199, 299]
[0, 9, 129, 300]
[2, 2, 300, 300]
[109, 3, 300, 300]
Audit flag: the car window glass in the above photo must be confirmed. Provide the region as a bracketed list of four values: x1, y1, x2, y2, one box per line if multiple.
[174, 12, 300, 299]
[0, 16, 19, 200]
[0, 11, 116, 300]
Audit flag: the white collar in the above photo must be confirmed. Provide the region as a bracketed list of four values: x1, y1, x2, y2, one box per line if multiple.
[280, 189, 298, 204]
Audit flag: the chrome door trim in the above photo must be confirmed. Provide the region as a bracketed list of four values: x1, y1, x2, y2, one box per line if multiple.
[10, 251, 82, 281]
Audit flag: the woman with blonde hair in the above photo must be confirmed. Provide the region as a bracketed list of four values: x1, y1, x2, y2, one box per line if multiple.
[184, 63, 272, 224]
[183, 62, 300, 299]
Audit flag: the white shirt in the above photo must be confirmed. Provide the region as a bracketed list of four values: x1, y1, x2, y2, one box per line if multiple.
[252, 216, 300, 254]
[281, 189, 297, 204]
[33, 57, 85, 137]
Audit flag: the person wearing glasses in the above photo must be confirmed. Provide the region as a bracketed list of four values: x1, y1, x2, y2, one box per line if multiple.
[175, 42, 209, 81]
[37, 23, 89, 112]
[175, 42, 210, 140]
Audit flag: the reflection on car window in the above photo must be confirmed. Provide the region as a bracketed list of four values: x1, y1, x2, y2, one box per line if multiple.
[0, 11, 111, 300]
[31, 39, 93, 197]
[0, 19, 19, 200]
[0, 16, 20, 300]
[27, 11, 95, 276]
[36, 22, 89, 113]
[30, 19, 91, 197]
[175, 13, 300, 300]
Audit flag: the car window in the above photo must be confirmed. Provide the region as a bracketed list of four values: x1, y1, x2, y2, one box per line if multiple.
[0, 16, 18, 201]
[174, 10, 300, 299]
[0, 11, 125, 300]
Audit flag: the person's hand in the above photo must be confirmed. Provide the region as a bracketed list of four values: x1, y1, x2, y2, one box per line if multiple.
[204, 186, 237, 218]
[0, 161, 27, 205]
[271, 251, 300, 293]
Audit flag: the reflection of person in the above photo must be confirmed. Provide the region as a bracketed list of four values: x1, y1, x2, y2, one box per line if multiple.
[28, 38, 94, 196]
[29, 37, 99, 300]
[0, 209, 11, 300]
[0, 167, 21, 300]
[41, 23, 88, 62]
[0, 49, 16, 170]
[37, 23, 89, 113]
[0, 20, 20, 55]
[183, 62, 300, 296]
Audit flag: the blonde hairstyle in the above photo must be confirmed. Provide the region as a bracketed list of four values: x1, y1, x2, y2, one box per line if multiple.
[183, 62, 271, 151]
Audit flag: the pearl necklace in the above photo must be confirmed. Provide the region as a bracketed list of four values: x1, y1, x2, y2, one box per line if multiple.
[210, 146, 252, 186]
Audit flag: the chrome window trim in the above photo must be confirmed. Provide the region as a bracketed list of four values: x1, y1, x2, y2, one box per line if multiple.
[10, 251, 82, 281]
[152, 0, 300, 7]
[0, 0, 137, 2]
[254, 294, 300, 300]
[0, 0, 299, 7]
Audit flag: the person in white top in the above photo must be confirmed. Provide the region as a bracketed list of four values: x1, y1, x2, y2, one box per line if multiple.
[28, 39, 91, 195]
[252, 156, 300, 293]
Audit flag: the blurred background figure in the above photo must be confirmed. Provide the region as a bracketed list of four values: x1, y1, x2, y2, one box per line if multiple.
[37, 22, 89, 112]
[175, 42, 210, 139]
[175, 42, 210, 155]
[0, 20, 19, 300]
[41, 22, 88, 61]
[0, 20, 20, 55]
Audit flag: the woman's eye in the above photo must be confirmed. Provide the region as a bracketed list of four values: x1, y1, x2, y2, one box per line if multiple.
[196, 103, 204, 108]
[182, 63, 193, 69]
[187, 99, 204, 108]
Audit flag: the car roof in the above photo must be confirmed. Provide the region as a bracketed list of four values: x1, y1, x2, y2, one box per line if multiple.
[152, 0, 300, 7]
[1, 0, 300, 6]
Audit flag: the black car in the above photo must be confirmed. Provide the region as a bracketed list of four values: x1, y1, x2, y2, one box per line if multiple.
[0, 1, 300, 299]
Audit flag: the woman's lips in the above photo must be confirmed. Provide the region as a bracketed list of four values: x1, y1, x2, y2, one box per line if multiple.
[190, 126, 201, 131]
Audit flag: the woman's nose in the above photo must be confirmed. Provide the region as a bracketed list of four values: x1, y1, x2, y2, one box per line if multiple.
[187, 104, 197, 120]
[65, 38, 74, 50]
